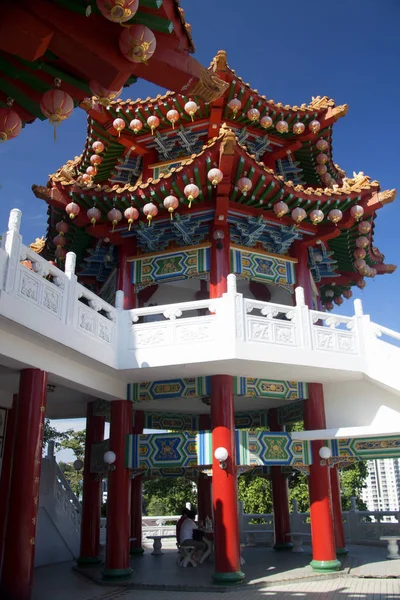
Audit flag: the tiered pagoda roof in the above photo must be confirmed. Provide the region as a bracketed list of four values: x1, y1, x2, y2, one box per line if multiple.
[33, 50, 396, 307]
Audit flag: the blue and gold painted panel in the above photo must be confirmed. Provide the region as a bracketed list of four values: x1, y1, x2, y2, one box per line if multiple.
[230, 245, 296, 291]
[131, 245, 210, 291]
[328, 436, 400, 461]
[127, 377, 307, 404]
[248, 431, 312, 467]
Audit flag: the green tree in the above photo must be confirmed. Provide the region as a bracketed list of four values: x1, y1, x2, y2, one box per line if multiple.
[43, 418, 73, 451]
[143, 477, 196, 516]
[238, 471, 272, 515]
[59, 461, 84, 498]
[59, 429, 86, 461]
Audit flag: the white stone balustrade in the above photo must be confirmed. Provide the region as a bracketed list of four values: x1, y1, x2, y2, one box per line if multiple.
[0, 209, 400, 403]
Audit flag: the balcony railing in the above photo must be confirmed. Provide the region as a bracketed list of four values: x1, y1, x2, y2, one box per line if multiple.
[0, 209, 399, 390]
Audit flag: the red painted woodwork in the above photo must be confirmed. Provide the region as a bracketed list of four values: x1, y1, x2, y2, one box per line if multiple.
[117, 240, 136, 310]
[79, 402, 105, 563]
[0, 5, 53, 61]
[197, 473, 213, 524]
[330, 465, 347, 551]
[211, 375, 241, 576]
[210, 223, 230, 299]
[304, 383, 337, 566]
[199, 413, 211, 431]
[269, 409, 292, 549]
[104, 400, 133, 576]
[0, 369, 48, 600]
[130, 410, 144, 553]
[0, 397, 17, 567]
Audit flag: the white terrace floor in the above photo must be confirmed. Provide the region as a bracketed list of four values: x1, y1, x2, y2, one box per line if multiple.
[32, 543, 400, 600]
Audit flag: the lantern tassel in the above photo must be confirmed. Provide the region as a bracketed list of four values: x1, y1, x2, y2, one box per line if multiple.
[190, 114, 194, 122]
[170, 212, 173, 221]
[53, 126, 57, 142]
[147, 216, 152, 227]
[128, 222, 132, 232]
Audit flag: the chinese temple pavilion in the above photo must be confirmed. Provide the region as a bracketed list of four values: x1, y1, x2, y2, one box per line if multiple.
[0, 43, 398, 600]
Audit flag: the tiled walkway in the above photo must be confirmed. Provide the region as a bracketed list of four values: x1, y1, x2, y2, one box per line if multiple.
[32, 544, 400, 600]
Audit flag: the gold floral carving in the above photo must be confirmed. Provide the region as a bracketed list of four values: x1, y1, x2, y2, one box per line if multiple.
[29, 237, 45, 254]
[378, 189, 397, 205]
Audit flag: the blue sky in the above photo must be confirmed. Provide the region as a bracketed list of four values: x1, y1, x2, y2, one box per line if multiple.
[1, 0, 399, 345]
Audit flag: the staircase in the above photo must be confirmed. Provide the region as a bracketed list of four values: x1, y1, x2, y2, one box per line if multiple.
[35, 444, 81, 567]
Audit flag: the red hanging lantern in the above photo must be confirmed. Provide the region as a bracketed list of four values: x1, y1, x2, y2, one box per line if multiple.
[358, 221, 372, 235]
[184, 182, 200, 208]
[96, 0, 139, 23]
[56, 221, 69, 235]
[334, 296, 343, 306]
[86, 166, 97, 177]
[276, 120, 289, 134]
[107, 208, 122, 232]
[357, 279, 366, 289]
[310, 209, 324, 225]
[90, 81, 122, 106]
[81, 174, 92, 184]
[238, 176, 252, 195]
[356, 236, 369, 249]
[343, 289, 353, 300]
[119, 25, 157, 64]
[317, 153, 328, 164]
[129, 118, 143, 134]
[90, 154, 103, 167]
[124, 206, 139, 230]
[87, 207, 101, 226]
[143, 202, 158, 226]
[354, 258, 367, 271]
[163, 195, 179, 219]
[316, 164, 327, 175]
[66, 202, 80, 220]
[325, 301, 334, 311]
[53, 235, 67, 248]
[350, 204, 364, 221]
[55, 247, 67, 260]
[207, 168, 223, 187]
[293, 122, 305, 135]
[260, 115, 273, 129]
[273, 201, 289, 218]
[0, 107, 22, 143]
[354, 248, 366, 259]
[228, 96, 241, 118]
[309, 120, 321, 134]
[184, 99, 198, 121]
[113, 118, 125, 137]
[166, 109, 179, 129]
[316, 139, 329, 152]
[291, 207, 307, 224]
[247, 107, 260, 123]
[328, 209, 343, 225]
[40, 85, 74, 140]
[147, 115, 160, 135]
[92, 140, 105, 154]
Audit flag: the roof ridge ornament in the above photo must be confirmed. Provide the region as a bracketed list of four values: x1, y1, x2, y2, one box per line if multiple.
[219, 124, 236, 156]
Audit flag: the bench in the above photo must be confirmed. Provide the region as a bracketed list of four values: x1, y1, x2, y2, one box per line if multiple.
[380, 536, 400, 560]
[285, 532, 311, 553]
[176, 543, 197, 567]
[245, 529, 274, 547]
[146, 534, 177, 555]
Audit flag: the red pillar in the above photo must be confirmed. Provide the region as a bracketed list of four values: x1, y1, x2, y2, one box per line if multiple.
[197, 473, 213, 524]
[103, 400, 133, 579]
[291, 242, 314, 308]
[330, 465, 348, 555]
[0, 369, 48, 600]
[269, 409, 292, 550]
[304, 383, 340, 572]
[211, 375, 243, 583]
[0, 397, 17, 568]
[130, 410, 144, 555]
[117, 240, 136, 310]
[209, 222, 242, 582]
[78, 402, 105, 565]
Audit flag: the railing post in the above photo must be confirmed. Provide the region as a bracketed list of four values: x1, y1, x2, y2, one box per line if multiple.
[352, 298, 371, 367]
[295, 286, 312, 349]
[348, 496, 359, 544]
[4, 208, 22, 293]
[222, 273, 244, 344]
[64, 251, 77, 326]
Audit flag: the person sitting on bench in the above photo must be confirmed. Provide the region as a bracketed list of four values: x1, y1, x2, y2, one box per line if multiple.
[179, 509, 206, 562]
[176, 507, 190, 544]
